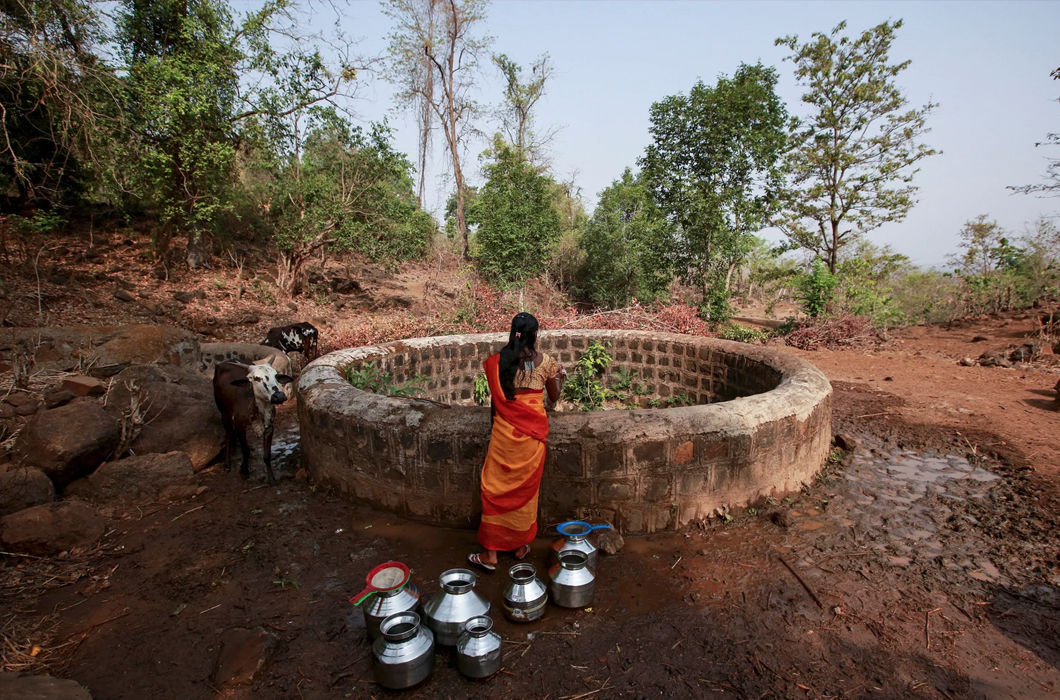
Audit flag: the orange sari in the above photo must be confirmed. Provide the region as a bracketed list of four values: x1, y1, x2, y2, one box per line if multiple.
[478, 353, 549, 552]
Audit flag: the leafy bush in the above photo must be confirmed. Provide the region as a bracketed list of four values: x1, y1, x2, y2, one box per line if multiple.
[473, 374, 490, 405]
[796, 261, 837, 317]
[720, 322, 768, 343]
[562, 341, 613, 411]
[343, 361, 426, 397]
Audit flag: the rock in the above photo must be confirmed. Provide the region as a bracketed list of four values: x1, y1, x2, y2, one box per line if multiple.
[43, 388, 77, 408]
[833, 433, 859, 453]
[103, 365, 225, 471]
[0, 672, 93, 699]
[65, 452, 195, 505]
[883, 376, 894, 381]
[0, 326, 201, 373]
[971, 335, 989, 342]
[172, 289, 206, 304]
[0, 467, 56, 516]
[212, 627, 283, 686]
[62, 375, 106, 397]
[87, 364, 127, 379]
[5, 393, 41, 416]
[977, 351, 1012, 368]
[113, 289, 134, 302]
[0, 501, 106, 555]
[14, 398, 120, 489]
[1008, 342, 1041, 363]
[330, 277, 361, 294]
[594, 527, 625, 555]
[0, 403, 14, 419]
[84, 325, 200, 368]
[958, 357, 975, 367]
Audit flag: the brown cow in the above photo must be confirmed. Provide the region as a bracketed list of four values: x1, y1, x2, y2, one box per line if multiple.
[212, 361, 293, 484]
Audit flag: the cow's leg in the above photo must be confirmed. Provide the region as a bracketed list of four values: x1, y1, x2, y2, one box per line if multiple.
[262, 424, 276, 485]
[237, 429, 251, 478]
[221, 419, 235, 471]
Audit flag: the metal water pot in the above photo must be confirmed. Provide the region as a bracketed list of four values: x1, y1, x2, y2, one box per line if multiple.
[549, 550, 595, 608]
[360, 582, 420, 640]
[552, 520, 611, 569]
[422, 568, 491, 646]
[371, 611, 435, 689]
[502, 563, 548, 623]
[455, 615, 503, 679]
[349, 561, 420, 640]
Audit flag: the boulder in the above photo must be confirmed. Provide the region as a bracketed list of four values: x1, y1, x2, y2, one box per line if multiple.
[0, 326, 201, 373]
[0, 467, 56, 516]
[84, 325, 200, 368]
[14, 398, 120, 489]
[43, 387, 77, 408]
[103, 365, 225, 471]
[0, 501, 106, 555]
[0, 672, 92, 699]
[62, 376, 106, 397]
[5, 393, 41, 416]
[1007, 342, 1041, 363]
[65, 452, 196, 505]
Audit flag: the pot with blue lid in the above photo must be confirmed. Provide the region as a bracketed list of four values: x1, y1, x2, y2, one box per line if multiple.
[551, 520, 611, 569]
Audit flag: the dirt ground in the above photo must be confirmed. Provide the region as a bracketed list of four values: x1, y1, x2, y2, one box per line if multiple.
[1, 231, 1059, 699]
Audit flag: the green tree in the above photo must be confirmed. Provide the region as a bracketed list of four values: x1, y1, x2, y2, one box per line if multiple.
[383, 0, 490, 260]
[578, 168, 672, 307]
[469, 136, 560, 285]
[776, 19, 938, 273]
[260, 113, 435, 295]
[950, 214, 1026, 314]
[641, 63, 789, 320]
[493, 52, 553, 165]
[0, 0, 119, 207]
[1010, 67, 1059, 197]
[117, 0, 350, 266]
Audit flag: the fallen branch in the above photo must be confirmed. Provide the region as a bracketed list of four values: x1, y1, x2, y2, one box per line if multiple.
[776, 553, 824, 609]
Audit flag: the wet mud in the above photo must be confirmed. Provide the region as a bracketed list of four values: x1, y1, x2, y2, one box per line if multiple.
[8, 396, 1060, 699]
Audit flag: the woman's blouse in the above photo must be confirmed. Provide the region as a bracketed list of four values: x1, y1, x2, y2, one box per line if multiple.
[514, 353, 558, 391]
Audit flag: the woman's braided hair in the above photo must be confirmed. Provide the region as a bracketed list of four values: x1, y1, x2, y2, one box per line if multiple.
[498, 312, 539, 401]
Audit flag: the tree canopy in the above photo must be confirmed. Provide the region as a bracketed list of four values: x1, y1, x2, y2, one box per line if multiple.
[775, 19, 938, 273]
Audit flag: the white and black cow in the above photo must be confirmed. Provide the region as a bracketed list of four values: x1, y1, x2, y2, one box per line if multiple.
[213, 361, 293, 484]
[263, 322, 319, 361]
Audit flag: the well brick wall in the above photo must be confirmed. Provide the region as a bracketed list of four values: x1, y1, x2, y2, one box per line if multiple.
[297, 330, 832, 533]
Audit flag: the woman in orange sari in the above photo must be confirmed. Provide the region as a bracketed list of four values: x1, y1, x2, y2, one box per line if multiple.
[469, 312, 564, 571]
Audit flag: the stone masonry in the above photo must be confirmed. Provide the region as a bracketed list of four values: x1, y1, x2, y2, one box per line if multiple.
[297, 330, 832, 534]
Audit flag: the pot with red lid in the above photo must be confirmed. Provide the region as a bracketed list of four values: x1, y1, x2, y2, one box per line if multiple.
[349, 561, 420, 640]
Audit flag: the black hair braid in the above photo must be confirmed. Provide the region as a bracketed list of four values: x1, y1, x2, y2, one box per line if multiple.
[498, 312, 539, 400]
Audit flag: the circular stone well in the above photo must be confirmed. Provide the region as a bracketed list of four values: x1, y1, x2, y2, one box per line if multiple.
[297, 330, 832, 534]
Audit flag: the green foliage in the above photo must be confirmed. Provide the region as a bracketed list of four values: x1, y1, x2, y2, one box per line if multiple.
[117, 0, 241, 246]
[493, 52, 553, 164]
[578, 168, 673, 307]
[720, 322, 768, 344]
[775, 20, 938, 273]
[343, 361, 426, 397]
[470, 137, 562, 286]
[13, 209, 66, 235]
[797, 261, 837, 317]
[562, 341, 612, 411]
[0, 0, 119, 207]
[473, 373, 490, 405]
[641, 63, 789, 312]
[831, 241, 910, 327]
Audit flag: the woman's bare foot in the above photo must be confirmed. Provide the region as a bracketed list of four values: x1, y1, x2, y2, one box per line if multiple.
[514, 544, 531, 560]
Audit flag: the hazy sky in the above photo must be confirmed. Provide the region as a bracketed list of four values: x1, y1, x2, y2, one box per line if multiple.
[313, 0, 1059, 268]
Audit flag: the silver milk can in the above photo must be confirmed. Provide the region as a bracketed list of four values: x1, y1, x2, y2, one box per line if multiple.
[349, 561, 420, 640]
[549, 549, 596, 608]
[552, 520, 611, 569]
[455, 615, 503, 679]
[371, 611, 435, 690]
[502, 563, 548, 623]
[359, 582, 420, 640]
[422, 568, 491, 646]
